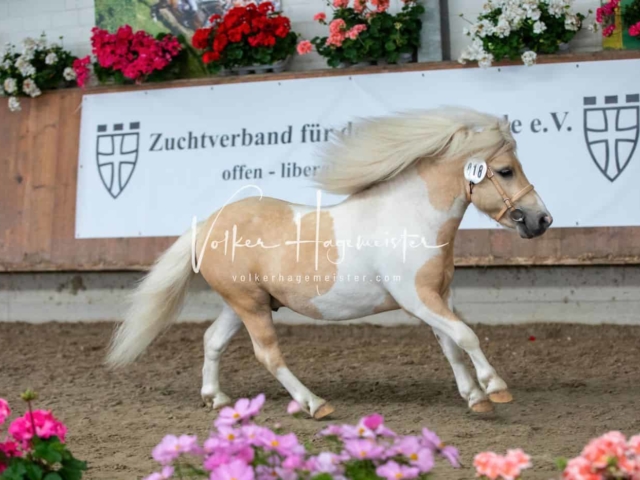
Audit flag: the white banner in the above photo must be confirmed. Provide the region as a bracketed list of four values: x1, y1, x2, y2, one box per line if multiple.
[76, 59, 640, 238]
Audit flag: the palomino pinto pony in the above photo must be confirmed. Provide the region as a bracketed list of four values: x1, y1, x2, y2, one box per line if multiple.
[106, 107, 552, 418]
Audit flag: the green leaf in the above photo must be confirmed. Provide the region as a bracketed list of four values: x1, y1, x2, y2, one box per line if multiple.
[34, 441, 63, 465]
[554, 457, 568, 471]
[43, 473, 63, 480]
[25, 463, 44, 480]
[385, 41, 397, 51]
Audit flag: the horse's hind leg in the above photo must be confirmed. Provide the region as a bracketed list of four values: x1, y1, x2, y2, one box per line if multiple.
[201, 304, 242, 409]
[231, 302, 334, 419]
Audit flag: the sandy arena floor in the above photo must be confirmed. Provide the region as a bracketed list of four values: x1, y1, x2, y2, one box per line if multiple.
[0, 322, 638, 479]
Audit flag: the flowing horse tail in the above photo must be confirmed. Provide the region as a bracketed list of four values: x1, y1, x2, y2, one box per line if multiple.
[106, 228, 197, 368]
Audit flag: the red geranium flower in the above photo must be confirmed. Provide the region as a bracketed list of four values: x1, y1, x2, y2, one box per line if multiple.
[192, 27, 212, 49]
[203, 51, 221, 63]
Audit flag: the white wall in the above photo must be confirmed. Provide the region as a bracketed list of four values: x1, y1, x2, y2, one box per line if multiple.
[2, 267, 640, 325]
[0, 0, 96, 57]
[0, 0, 601, 69]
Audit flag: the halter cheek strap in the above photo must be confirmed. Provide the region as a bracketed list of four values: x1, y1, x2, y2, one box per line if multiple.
[466, 166, 535, 222]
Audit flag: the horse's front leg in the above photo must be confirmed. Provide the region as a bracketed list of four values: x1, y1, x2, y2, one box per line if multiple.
[399, 288, 511, 411]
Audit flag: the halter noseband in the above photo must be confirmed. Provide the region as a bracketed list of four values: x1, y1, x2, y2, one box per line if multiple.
[465, 165, 535, 222]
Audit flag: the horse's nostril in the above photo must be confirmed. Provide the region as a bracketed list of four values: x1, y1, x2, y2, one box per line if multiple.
[539, 214, 552, 229]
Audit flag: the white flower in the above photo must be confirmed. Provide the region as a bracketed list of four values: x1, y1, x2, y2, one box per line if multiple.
[3, 78, 17, 94]
[459, 38, 494, 68]
[533, 20, 547, 33]
[521, 50, 537, 66]
[45, 52, 58, 65]
[526, 7, 541, 20]
[15, 56, 36, 77]
[463, 26, 470, 35]
[478, 53, 494, 68]
[21, 37, 37, 59]
[63, 66, 76, 81]
[36, 36, 47, 50]
[564, 13, 580, 31]
[481, 1, 495, 14]
[494, 16, 512, 37]
[22, 78, 41, 98]
[8, 97, 21, 112]
[587, 22, 599, 32]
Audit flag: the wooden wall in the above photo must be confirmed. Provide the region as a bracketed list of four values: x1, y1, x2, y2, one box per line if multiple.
[2, 51, 640, 272]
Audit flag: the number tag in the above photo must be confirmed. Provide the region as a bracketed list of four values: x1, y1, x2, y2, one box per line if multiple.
[464, 159, 488, 184]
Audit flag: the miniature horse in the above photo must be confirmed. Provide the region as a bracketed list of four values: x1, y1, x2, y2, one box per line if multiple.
[107, 107, 552, 418]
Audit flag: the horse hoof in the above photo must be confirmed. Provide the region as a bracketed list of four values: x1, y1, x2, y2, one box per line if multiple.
[471, 400, 494, 413]
[313, 402, 335, 420]
[202, 392, 232, 410]
[489, 390, 513, 404]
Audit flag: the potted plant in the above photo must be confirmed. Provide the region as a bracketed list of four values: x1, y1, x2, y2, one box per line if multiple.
[595, 0, 640, 39]
[458, 0, 588, 67]
[0, 34, 81, 112]
[73, 26, 189, 88]
[191, 2, 297, 75]
[296, 0, 424, 68]
[0, 391, 87, 479]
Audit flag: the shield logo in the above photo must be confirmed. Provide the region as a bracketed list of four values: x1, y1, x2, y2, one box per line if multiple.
[584, 95, 639, 182]
[96, 122, 140, 198]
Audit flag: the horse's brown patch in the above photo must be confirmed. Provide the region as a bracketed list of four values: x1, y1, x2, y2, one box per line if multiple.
[276, 210, 338, 319]
[417, 158, 466, 212]
[195, 197, 337, 320]
[372, 294, 400, 314]
[414, 216, 462, 320]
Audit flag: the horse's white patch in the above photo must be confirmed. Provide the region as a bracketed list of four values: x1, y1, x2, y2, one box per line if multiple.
[464, 159, 488, 184]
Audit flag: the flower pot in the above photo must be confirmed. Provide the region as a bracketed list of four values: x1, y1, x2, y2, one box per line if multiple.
[334, 52, 415, 69]
[223, 56, 291, 75]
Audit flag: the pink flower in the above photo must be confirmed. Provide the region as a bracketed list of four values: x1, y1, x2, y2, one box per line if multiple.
[259, 431, 304, 457]
[376, 461, 420, 480]
[326, 19, 347, 47]
[211, 459, 255, 480]
[306, 452, 344, 476]
[0, 399, 10, 426]
[296, 41, 313, 55]
[394, 437, 435, 473]
[421, 428, 460, 467]
[151, 434, 199, 465]
[370, 0, 390, 12]
[333, 0, 349, 7]
[346, 24, 367, 40]
[282, 455, 304, 469]
[72, 56, 91, 88]
[629, 21, 640, 36]
[313, 12, 327, 22]
[8, 410, 67, 448]
[319, 424, 344, 437]
[362, 414, 383, 430]
[474, 450, 532, 480]
[216, 395, 264, 428]
[628, 435, 640, 454]
[563, 456, 600, 480]
[144, 466, 174, 480]
[582, 431, 633, 470]
[329, 18, 347, 35]
[603, 24, 616, 37]
[204, 451, 232, 471]
[344, 439, 385, 460]
[354, 0, 367, 12]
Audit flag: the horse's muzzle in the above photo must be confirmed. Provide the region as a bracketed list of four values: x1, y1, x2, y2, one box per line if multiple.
[517, 211, 553, 238]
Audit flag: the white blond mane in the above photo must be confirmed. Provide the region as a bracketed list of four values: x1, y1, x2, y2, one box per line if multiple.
[316, 107, 515, 195]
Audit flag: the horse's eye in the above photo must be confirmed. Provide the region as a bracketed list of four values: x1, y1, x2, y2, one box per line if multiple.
[498, 168, 513, 178]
